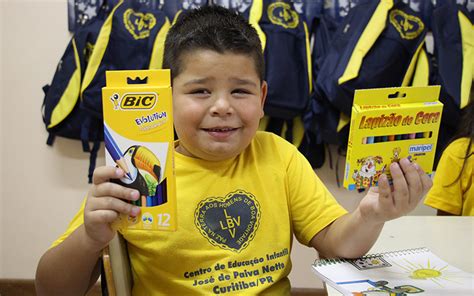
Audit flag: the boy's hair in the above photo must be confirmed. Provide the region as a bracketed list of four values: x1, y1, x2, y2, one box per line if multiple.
[445, 91, 474, 186]
[163, 5, 264, 81]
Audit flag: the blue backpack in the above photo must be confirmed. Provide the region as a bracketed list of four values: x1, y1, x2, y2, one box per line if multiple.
[212, 0, 309, 147]
[259, 0, 312, 120]
[42, 4, 112, 145]
[310, 0, 429, 145]
[43, 0, 170, 182]
[259, 0, 312, 147]
[429, 0, 473, 166]
[162, 0, 209, 24]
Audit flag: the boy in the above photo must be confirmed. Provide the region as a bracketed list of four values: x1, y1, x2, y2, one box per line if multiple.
[36, 6, 432, 295]
[424, 99, 474, 216]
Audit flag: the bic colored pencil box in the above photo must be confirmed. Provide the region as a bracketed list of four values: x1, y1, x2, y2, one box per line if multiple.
[102, 69, 176, 231]
[343, 86, 443, 190]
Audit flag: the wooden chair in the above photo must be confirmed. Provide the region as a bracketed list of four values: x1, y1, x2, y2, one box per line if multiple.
[102, 234, 133, 296]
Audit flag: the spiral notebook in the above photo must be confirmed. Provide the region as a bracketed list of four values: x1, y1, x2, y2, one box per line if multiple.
[312, 247, 474, 295]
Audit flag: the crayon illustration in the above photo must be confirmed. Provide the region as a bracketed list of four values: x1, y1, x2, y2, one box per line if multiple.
[104, 126, 133, 180]
[110, 93, 120, 110]
[391, 147, 401, 163]
[352, 156, 385, 189]
[114, 145, 167, 207]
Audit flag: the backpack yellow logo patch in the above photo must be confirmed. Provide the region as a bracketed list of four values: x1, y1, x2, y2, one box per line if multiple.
[123, 9, 157, 40]
[268, 2, 299, 29]
[389, 9, 424, 40]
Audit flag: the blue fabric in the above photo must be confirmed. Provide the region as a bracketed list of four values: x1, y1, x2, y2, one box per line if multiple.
[80, 2, 168, 120]
[431, 1, 472, 122]
[430, 1, 473, 168]
[402, 0, 435, 30]
[42, 8, 107, 142]
[162, 0, 208, 23]
[308, 0, 427, 149]
[259, 0, 311, 119]
[322, 0, 366, 23]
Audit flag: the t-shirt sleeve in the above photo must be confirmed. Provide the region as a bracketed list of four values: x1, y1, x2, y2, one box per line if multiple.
[424, 144, 464, 215]
[50, 198, 87, 249]
[286, 148, 348, 246]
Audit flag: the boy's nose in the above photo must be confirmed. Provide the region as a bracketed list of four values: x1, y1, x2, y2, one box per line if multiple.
[210, 95, 233, 116]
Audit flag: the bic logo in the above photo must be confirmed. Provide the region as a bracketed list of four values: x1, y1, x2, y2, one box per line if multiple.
[120, 93, 157, 110]
[219, 209, 241, 238]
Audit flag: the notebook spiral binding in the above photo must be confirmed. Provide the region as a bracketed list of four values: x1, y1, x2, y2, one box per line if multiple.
[313, 247, 429, 266]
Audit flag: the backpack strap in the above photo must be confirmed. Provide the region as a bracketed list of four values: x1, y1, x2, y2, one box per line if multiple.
[42, 84, 57, 146]
[88, 140, 101, 184]
[149, 17, 171, 69]
[411, 45, 430, 86]
[48, 38, 82, 131]
[338, 0, 394, 85]
[248, 0, 266, 51]
[457, 9, 473, 109]
[80, 2, 123, 103]
[81, 115, 103, 183]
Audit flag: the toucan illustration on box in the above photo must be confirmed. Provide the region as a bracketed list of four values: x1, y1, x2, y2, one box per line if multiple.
[115, 145, 167, 207]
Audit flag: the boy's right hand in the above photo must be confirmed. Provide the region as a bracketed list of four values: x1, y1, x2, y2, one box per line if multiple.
[83, 166, 141, 251]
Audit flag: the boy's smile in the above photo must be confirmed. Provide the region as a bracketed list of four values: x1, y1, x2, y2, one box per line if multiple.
[172, 50, 267, 161]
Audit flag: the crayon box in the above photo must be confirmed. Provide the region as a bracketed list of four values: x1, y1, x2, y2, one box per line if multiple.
[102, 69, 176, 231]
[343, 86, 443, 190]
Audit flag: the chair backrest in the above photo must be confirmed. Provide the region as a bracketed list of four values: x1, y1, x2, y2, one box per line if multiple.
[102, 233, 133, 296]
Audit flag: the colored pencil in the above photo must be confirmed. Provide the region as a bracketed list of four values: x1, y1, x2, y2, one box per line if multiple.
[104, 126, 133, 180]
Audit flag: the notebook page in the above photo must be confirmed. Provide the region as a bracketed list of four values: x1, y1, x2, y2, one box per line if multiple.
[312, 248, 474, 295]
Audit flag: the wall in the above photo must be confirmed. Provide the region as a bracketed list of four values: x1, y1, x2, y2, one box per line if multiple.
[0, 0, 435, 289]
[0, 0, 5, 276]
[1, 0, 94, 277]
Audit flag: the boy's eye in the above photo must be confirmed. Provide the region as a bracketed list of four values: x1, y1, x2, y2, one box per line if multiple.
[232, 89, 251, 96]
[190, 89, 211, 96]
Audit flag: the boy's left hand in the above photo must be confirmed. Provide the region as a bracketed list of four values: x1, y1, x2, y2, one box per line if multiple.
[359, 158, 432, 224]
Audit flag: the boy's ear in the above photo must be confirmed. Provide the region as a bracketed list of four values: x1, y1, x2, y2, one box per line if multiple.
[260, 80, 268, 108]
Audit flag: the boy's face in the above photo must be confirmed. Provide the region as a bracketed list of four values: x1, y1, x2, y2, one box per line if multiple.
[172, 49, 267, 161]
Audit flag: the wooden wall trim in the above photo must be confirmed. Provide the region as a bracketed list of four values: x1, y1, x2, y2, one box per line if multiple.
[0, 279, 327, 296]
[0, 279, 102, 296]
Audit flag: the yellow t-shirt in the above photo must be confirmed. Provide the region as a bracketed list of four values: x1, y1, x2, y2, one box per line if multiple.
[52, 131, 347, 295]
[424, 138, 474, 216]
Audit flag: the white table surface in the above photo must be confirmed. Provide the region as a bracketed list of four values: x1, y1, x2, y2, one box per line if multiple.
[326, 216, 474, 295]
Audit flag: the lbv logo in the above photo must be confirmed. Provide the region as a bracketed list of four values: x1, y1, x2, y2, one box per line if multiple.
[219, 209, 241, 238]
